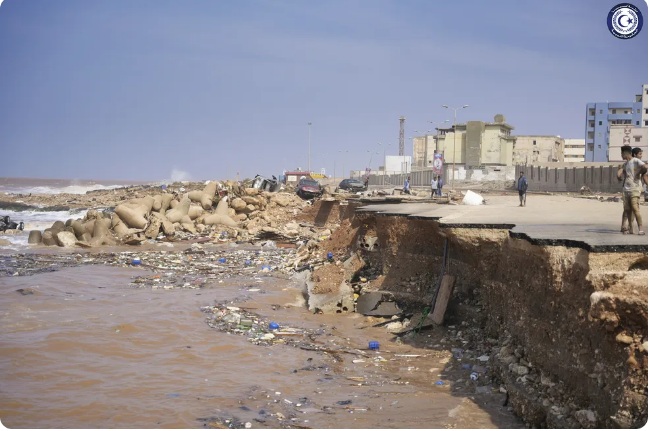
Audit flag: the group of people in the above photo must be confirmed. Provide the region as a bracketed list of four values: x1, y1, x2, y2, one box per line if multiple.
[402, 175, 444, 196]
[618, 145, 647, 235]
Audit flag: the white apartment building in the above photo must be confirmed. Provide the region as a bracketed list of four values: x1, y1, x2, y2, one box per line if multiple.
[563, 138, 586, 162]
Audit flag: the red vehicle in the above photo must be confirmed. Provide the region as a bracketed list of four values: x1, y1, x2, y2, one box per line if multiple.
[295, 178, 323, 199]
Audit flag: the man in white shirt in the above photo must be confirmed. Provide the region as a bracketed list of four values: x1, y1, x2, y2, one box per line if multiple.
[431, 177, 438, 198]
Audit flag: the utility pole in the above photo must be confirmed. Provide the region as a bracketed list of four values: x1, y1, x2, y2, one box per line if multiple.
[307, 122, 312, 173]
[399, 116, 406, 173]
[442, 105, 469, 191]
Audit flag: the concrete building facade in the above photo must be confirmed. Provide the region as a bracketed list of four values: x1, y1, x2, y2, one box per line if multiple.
[608, 125, 648, 162]
[512, 135, 564, 165]
[563, 138, 586, 162]
[434, 114, 516, 167]
[585, 84, 647, 162]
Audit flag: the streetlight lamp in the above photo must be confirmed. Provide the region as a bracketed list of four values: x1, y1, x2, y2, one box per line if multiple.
[307, 122, 312, 173]
[442, 105, 469, 191]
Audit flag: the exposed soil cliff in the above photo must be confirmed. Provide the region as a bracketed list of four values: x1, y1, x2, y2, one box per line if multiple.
[306, 200, 648, 428]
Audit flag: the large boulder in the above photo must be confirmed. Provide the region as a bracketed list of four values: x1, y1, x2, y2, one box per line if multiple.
[271, 194, 292, 207]
[230, 198, 247, 212]
[56, 231, 78, 248]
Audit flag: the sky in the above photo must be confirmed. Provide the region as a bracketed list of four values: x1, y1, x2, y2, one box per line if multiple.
[0, 0, 647, 182]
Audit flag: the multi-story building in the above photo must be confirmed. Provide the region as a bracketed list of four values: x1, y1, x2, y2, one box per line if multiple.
[585, 84, 647, 162]
[563, 138, 586, 162]
[433, 114, 516, 167]
[608, 125, 648, 162]
[512, 135, 564, 165]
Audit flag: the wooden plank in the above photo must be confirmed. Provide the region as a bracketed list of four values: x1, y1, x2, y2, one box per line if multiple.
[431, 275, 456, 325]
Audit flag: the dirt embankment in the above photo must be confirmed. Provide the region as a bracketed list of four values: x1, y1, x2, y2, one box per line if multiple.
[312, 203, 647, 428]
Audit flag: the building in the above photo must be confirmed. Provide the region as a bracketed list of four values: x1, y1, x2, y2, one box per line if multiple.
[512, 135, 564, 165]
[585, 84, 647, 162]
[433, 114, 516, 167]
[563, 138, 586, 162]
[384, 155, 411, 174]
[608, 125, 648, 162]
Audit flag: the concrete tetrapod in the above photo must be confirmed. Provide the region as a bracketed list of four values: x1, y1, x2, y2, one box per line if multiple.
[203, 196, 237, 227]
[166, 196, 191, 223]
[89, 217, 116, 247]
[115, 200, 150, 230]
[188, 181, 218, 210]
[27, 230, 42, 244]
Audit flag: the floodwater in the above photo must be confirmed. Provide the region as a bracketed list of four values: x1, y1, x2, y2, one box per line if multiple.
[0, 263, 521, 429]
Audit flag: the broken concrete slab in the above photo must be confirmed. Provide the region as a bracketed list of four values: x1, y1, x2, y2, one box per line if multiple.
[431, 274, 456, 325]
[356, 291, 402, 316]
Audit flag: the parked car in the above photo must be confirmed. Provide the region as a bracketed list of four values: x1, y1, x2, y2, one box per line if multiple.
[337, 178, 366, 192]
[295, 178, 323, 199]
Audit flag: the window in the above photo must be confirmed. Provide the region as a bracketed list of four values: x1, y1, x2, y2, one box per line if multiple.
[637, 121, 640, 125]
[638, 109, 641, 113]
[612, 109, 617, 114]
[588, 109, 595, 116]
[634, 136, 641, 142]
[598, 121, 602, 125]
[624, 110, 629, 114]
[587, 144, 594, 151]
[645, 108, 648, 114]
[598, 145, 601, 149]
[646, 120, 648, 126]
[533, 140, 537, 145]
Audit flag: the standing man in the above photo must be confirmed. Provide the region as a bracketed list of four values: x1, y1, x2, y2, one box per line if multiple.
[431, 176, 438, 198]
[517, 171, 528, 207]
[403, 176, 411, 195]
[437, 176, 444, 196]
[632, 147, 648, 202]
[617, 145, 646, 235]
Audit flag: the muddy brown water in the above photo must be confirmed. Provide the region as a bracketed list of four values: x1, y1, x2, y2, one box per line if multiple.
[0, 262, 522, 428]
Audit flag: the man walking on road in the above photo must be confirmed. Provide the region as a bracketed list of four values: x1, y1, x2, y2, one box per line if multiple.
[517, 171, 528, 207]
[436, 176, 444, 196]
[403, 176, 411, 195]
[431, 176, 438, 198]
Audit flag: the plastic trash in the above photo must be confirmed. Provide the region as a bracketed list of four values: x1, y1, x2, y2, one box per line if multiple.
[218, 257, 227, 263]
[369, 341, 380, 350]
[132, 257, 141, 265]
[435, 380, 444, 385]
[461, 190, 484, 206]
[244, 260, 252, 266]
[327, 252, 334, 261]
[269, 322, 280, 330]
[470, 372, 479, 381]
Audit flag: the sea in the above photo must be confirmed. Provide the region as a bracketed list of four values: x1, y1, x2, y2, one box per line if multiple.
[0, 177, 154, 248]
[0, 177, 522, 429]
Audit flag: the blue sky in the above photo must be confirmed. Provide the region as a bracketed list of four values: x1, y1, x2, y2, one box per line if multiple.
[0, 0, 647, 181]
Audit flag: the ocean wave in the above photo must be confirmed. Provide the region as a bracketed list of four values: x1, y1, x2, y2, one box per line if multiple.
[0, 209, 87, 232]
[0, 184, 126, 195]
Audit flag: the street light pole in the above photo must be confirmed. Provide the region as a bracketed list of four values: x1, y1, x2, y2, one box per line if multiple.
[442, 105, 469, 191]
[307, 122, 312, 173]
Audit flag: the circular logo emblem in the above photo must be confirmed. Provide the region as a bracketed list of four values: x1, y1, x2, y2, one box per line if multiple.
[607, 3, 643, 39]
